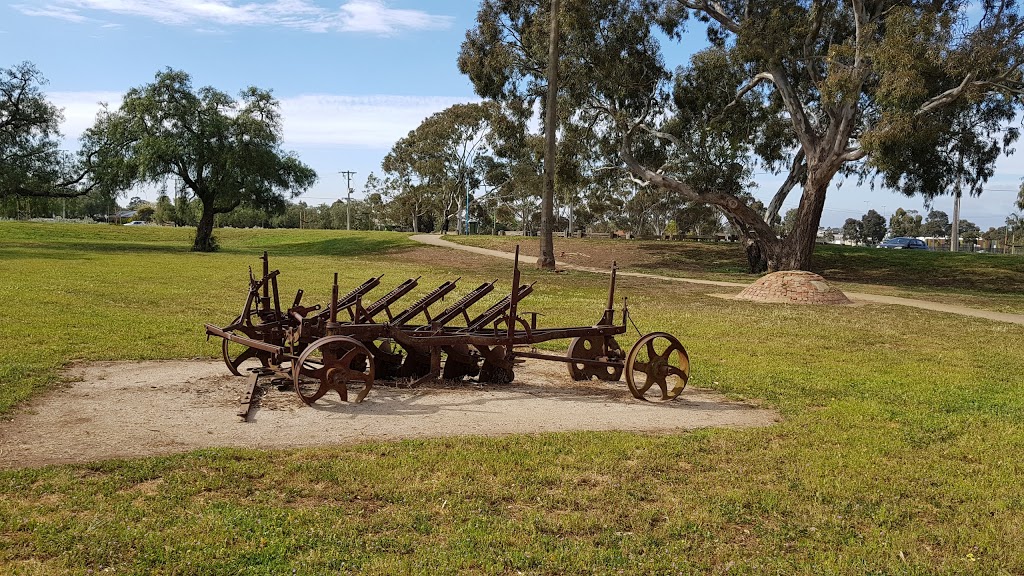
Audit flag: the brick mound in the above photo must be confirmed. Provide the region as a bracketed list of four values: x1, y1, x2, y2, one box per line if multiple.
[735, 271, 852, 305]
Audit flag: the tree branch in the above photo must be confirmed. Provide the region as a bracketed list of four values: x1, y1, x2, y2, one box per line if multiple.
[915, 72, 978, 116]
[765, 150, 806, 223]
[768, 64, 819, 154]
[726, 72, 775, 110]
[619, 121, 779, 244]
[679, 1, 741, 33]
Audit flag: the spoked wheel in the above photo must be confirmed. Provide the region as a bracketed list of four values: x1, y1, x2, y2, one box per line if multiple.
[566, 336, 624, 381]
[221, 317, 273, 376]
[625, 332, 689, 401]
[293, 336, 375, 404]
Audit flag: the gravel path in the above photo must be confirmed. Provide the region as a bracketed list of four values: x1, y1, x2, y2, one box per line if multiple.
[0, 360, 777, 469]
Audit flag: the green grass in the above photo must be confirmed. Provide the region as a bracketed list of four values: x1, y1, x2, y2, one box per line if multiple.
[2, 222, 1024, 574]
[450, 235, 1024, 313]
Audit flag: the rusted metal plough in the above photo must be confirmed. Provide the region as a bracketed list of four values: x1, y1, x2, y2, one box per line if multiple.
[205, 248, 690, 419]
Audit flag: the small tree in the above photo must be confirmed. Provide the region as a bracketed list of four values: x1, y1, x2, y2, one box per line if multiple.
[861, 210, 887, 245]
[923, 211, 952, 238]
[842, 218, 864, 245]
[959, 219, 981, 246]
[83, 69, 317, 251]
[889, 208, 924, 237]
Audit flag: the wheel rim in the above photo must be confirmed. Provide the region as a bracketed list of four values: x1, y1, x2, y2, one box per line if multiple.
[293, 336, 374, 404]
[625, 332, 689, 401]
[221, 317, 272, 376]
[566, 336, 624, 381]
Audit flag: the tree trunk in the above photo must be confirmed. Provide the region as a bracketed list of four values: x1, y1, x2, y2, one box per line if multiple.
[537, 0, 560, 270]
[192, 200, 217, 252]
[745, 239, 768, 273]
[772, 176, 829, 271]
[951, 188, 961, 252]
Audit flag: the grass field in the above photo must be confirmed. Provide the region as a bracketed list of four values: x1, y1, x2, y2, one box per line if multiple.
[2, 223, 1024, 574]
[450, 235, 1024, 314]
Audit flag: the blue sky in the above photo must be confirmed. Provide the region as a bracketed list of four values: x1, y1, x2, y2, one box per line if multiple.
[1, 0, 1021, 228]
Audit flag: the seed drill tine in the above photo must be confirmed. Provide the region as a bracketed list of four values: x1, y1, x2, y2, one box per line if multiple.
[601, 260, 617, 326]
[507, 246, 521, 341]
[360, 277, 420, 322]
[260, 251, 270, 313]
[315, 275, 382, 321]
[430, 280, 497, 326]
[330, 273, 339, 323]
[464, 283, 534, 331]
[390, 279, 460, 326]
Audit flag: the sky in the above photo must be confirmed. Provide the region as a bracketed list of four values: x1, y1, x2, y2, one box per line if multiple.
[2, 0, 1022, 229]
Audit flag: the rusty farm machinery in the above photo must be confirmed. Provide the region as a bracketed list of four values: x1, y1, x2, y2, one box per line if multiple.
[205, 249, 690, 418]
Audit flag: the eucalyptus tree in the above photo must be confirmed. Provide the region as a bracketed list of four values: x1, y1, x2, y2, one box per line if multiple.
[861, 209, 887, 245]
[82, 68, 316, 251]
[589, 1, 1024, 271]
[460, 0, 654, 264]
[381, 103, 493, 234]
[923, 210, 951, 238]
[889, 208, 923, 237]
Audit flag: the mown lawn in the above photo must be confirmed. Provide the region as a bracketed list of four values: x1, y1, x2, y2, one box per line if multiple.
[2, 223, 1024, 574]
[450, 235, 1024, 313]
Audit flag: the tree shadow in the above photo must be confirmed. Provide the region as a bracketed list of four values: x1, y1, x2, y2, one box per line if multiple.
[222, 236, 414, 258]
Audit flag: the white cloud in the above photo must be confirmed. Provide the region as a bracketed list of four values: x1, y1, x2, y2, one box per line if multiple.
[49, 90, 475, 149]
[49, 91, 122, 138]
[280, 94, 475, 148]
[12, 0, 453, 35]
[336, 0, 451, 35]
[11, 4, 91, 22]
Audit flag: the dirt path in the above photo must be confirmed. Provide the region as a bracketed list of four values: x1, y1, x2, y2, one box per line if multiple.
[0, 360, 777, 469]
[412, 234, 1024, 325]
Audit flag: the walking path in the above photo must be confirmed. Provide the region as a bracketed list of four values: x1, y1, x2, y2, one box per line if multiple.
[411, 234, 1024, 326]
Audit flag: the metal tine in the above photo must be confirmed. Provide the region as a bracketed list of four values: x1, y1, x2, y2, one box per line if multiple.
[390, 278, 460, 326]
[359, 277, 421, 322]
[431, 280, 498, 326]
[314, 275, 382, 320]
[464, 282, 535, 331]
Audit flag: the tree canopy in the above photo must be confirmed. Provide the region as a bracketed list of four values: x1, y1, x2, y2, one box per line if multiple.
[0, 62, 94, 199]
[888, 208, 923, 237]
[83, 68, 316, 251]
[381, 103, 493, 234]
[565, 0, 1024, 271]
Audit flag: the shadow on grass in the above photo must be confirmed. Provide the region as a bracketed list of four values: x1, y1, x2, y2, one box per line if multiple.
[0, 242, 189, 259]
[631, 241, 754, 276]
[228, 236, 414, 258]
[812, 246, 1024, 294]
[0, 236, 416, 260]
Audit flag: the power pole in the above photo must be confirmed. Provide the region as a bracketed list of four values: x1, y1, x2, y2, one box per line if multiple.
[339, 170, 356, 231]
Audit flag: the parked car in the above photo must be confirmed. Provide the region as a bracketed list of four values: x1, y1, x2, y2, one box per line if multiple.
[123, 220, 147, 226]
[878, 237, 928, 250]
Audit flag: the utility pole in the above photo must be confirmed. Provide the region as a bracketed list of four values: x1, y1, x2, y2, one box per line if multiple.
[339, 170, 356, 231]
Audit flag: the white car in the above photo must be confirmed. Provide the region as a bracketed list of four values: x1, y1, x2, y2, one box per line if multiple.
[123, 221, 147, 226]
